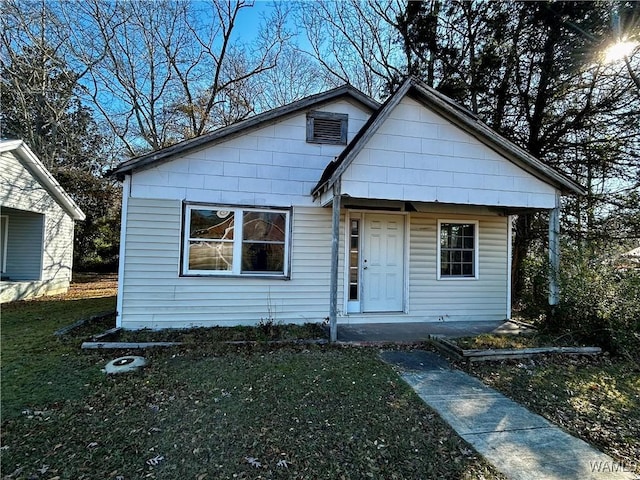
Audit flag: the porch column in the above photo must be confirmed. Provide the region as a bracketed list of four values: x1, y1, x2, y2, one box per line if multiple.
[329, 182, 341, 343]
[548, 193, 561, 307]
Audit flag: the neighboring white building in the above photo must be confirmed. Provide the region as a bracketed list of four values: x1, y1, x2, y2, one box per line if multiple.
[112, 77, 584, 336]
[0, 140, 85, 302]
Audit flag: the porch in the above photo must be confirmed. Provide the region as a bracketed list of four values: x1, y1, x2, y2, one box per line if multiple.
[333, 319, 532, 343]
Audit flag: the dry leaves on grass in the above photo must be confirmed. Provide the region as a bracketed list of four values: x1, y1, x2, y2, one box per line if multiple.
[469, 354, 640, 472]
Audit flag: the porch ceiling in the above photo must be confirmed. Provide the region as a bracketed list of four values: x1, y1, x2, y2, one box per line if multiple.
[323, 196, 550, 215]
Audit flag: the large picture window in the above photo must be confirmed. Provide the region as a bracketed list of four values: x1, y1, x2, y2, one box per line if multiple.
[183, 205, 290, 277]
[438, 220, 478, 279]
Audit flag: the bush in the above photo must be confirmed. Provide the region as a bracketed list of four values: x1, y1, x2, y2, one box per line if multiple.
[549, 255, 640, 360]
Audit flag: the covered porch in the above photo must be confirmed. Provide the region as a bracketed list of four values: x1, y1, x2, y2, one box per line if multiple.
[321, 194, 561, 342]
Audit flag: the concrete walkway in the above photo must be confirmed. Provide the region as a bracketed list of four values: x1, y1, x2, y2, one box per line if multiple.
[380, 350, 636, 480]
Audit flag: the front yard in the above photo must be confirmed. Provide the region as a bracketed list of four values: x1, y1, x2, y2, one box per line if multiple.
[467, 353, 640, 473]
[3, 276, 638, 478]
[1, 278, 501, 479]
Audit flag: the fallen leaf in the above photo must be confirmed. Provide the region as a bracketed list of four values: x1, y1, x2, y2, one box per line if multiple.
[146, 455, 165, 466]
[245, 456, 261, 468]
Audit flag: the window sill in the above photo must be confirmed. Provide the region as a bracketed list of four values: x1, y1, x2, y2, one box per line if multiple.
[437, 276, 478, 281]
[181, 273, 290, 280]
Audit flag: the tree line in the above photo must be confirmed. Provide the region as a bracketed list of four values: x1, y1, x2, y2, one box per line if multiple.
[2, 1, 639, 319]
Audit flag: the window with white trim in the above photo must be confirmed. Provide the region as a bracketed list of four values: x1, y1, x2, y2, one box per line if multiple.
[438, 221, 478, 279]
[183, 205, 290, 277]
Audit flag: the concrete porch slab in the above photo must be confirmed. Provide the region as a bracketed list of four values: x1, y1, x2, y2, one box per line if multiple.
[335, 319, 530, 343]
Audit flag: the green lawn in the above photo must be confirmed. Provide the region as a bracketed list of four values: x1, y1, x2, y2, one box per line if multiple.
[1, 289, 503, 479]
[468, 355, 640, 473]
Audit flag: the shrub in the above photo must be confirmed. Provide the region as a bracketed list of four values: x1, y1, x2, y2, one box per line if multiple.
[549, 255, 640, 360]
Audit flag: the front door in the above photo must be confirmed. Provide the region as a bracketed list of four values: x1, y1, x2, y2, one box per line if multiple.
[362, 214, 405, 312]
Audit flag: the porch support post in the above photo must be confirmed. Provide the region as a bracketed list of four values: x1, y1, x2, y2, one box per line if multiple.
[329, 181, 341, 343]
[548, 193, 561, 307]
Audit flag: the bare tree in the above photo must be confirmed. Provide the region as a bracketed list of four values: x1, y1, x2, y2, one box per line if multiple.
[294, 0, 407, 98]
[254, 45, 326, 111]
[53, 0, 291, 155]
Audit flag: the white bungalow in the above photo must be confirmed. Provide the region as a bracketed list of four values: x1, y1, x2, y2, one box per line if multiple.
[112, 77, 584, 338]
[0, 140, 85, 302]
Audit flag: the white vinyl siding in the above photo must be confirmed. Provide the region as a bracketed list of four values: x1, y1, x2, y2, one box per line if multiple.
[120, 198, 508, 327]
[341, 209, 508, 323]
[119, 198, 334, 329]
[0, 151, 76, 301]
[407, 212, 508, 322]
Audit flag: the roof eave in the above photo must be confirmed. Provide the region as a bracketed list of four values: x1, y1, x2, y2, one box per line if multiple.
[111, 85, 380, 178]
[410, 81, 586, 196]
[1, 140, 86, 221]
[313, 77, 586, 199]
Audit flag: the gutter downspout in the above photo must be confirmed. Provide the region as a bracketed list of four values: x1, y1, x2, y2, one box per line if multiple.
[115, 175, 131, 328]
[329, 181, 341, 343]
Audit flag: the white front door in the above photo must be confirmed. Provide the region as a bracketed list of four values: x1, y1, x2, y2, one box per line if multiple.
[362, 214, 405, 312]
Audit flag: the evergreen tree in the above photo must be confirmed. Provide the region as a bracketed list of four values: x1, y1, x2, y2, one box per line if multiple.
[1, 43, 120, 271]
[396, 0, 640, 300]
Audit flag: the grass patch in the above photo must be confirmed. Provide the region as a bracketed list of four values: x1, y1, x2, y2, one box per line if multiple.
[1, 277, 503, 479]
[114, 322, 328, 343]
[468, 355, 640, 473]
[1, 295, 117, 419]
[452, 332, 590, 350]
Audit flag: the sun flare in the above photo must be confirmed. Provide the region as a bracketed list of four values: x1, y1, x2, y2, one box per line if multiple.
[603, 39, 638, 63]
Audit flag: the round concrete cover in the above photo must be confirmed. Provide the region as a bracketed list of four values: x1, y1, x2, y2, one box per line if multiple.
[105, 356, 147, 374]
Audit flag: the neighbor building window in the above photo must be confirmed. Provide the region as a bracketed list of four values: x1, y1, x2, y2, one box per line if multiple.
[306, 111, 348, 144]
[183, 205, 290, 277]
[438, 220, 478, 279]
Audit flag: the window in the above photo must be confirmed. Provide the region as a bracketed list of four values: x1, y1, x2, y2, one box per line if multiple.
[348, 219, 360, 301]
[183, 205, 290, 277]
[306, 111, 348, 144]
[438, 221, 478, 279]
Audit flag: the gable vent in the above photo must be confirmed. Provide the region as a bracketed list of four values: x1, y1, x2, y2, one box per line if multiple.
[306, 111, 348, 145]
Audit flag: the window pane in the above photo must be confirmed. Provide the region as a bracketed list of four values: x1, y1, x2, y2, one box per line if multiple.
[241, 243, 284, 272]
[349, 268, 358, 284]
[440, 222, 475, 278]
[189, 241, 233, 270]
[440, 227, 450, 247]
[349, 284, 358, 300]
[440, 251, 450, 276]
[243, 212, 286, 242]
[462, 224, 474, 237]
[190, 210, 234, 240]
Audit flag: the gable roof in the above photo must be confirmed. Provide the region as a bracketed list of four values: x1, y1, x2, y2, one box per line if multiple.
[111, 84, 380, 178]
[0, 140, 86, 221]
[312, 76, 585, 197]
